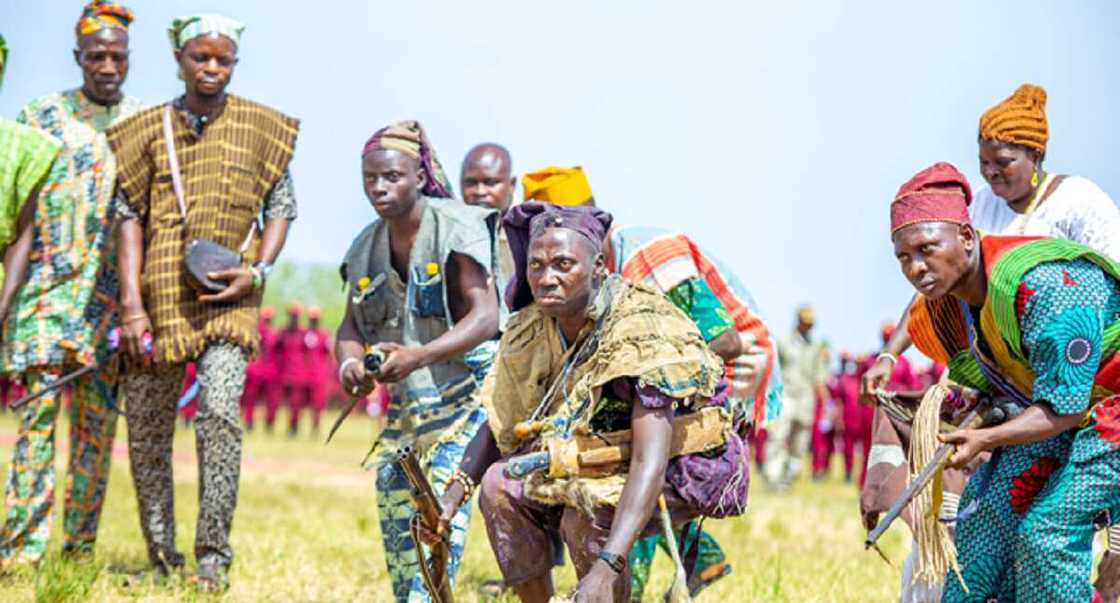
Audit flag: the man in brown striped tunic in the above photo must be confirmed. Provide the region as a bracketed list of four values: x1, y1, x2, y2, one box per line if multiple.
[104, 14, 298, 591]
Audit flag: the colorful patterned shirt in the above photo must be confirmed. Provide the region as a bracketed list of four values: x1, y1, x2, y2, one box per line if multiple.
[665, 276, 735, 342]
[0, 119, 60, 284]
[1017, 259, 1120, 463]
[1, 89, 143, 370]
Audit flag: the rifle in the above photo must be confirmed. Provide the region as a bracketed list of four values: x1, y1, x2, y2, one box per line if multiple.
[396, 446, 454, 603]
[864, 391, 1024, 549]
[505, 406, 730, 480]
[10, 329, 151, 410]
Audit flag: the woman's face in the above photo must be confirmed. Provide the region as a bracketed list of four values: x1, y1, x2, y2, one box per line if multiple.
[978, 139, 1041, 203]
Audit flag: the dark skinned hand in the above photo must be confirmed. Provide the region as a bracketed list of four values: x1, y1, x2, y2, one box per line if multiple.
[340, 358, 377, 398]
[375, 342, 424, 384]
[197, 267, 255, 304]
[414, 481, 465, 547]
[120, 312, 153, 364]
[860, 356, 894, 405]
[574, 561, 620, 603]
[862, 511, 880, 532]
[1095, 552, 1120, 603]
[939, 428, 989, 470]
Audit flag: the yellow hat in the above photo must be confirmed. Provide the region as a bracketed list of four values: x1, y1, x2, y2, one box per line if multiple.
[522, 166, 593, 206]
[797, 305, 815, 325]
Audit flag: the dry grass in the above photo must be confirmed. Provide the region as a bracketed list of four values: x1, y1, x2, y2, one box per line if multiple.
[0, 409, 909, 602]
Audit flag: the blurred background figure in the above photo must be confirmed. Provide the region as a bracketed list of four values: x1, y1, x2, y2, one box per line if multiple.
[302, 307, 333, 434]
[278, 302, 309, 437]
[241, 306, 279, 432]
[765, 305, 830, 490]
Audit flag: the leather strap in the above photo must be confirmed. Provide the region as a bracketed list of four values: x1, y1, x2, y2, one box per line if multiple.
[161, 105, 188, 220]
[161, 104, 257, 254]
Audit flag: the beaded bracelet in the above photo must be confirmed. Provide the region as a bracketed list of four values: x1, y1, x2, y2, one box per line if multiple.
[452, 469, 476, 504]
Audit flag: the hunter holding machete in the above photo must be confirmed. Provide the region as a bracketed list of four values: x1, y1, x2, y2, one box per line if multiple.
[416, 202, 750, 603]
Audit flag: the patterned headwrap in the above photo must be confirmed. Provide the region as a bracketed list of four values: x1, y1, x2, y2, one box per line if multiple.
[978, 83, 1049, 152]
[890, 162, 973, 235]
[522, 166, 594, 206]
[168, 14, 245, 50]
[361, 120, 452, 198]
[502, 202, 614, 311]
[76, 1, 134, 37]
[0, 34, 7, 89]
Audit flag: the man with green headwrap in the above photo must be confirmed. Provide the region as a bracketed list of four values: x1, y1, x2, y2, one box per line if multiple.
[0, 2, 140, 567]
[106, 13, 298, 591]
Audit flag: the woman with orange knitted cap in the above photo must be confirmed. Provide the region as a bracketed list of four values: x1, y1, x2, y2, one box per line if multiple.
[971, 83, 1120, 257]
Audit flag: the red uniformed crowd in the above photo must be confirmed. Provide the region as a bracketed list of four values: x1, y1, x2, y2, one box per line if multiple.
[746, 322, 945, 486]
[176, 303, 350, 436]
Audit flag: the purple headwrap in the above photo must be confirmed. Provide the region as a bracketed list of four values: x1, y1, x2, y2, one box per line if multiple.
[502, 201, 614, 312]
[361, 120, 453, 198]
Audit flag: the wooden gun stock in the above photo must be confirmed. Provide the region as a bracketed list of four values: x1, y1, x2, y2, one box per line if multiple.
[396, 447, 454, 603]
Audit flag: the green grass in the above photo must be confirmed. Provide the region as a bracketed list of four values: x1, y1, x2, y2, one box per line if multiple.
[0, 409, 908, 602]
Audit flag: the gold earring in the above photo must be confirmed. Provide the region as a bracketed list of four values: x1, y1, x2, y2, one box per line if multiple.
[1030, 171, 1039, 188]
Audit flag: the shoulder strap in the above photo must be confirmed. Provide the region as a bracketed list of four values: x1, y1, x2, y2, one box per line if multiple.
[162, 104, 256, 253]
[161, 105, 188, 220]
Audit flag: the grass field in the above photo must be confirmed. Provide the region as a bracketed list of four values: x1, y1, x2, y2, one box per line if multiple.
[0, 409, 911, 602]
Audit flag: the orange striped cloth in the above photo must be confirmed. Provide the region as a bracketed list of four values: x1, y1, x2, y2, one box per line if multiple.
[607, 226, 780, 429]
[106, 95, 298, 363]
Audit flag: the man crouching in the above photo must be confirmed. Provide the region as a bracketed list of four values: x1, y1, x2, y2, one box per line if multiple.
[420, 202, 750, 602]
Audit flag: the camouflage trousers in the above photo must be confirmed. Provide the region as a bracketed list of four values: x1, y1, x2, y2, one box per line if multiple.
[0, 369, 118, 563]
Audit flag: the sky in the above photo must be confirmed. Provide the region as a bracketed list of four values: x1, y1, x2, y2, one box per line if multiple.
[2, 1, 1119, 355]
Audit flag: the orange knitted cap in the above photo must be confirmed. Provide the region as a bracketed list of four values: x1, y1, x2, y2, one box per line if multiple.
[978, 84, 1049, 152]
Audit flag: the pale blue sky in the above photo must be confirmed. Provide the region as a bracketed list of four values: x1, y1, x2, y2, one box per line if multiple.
[2, 1, 1118, 354]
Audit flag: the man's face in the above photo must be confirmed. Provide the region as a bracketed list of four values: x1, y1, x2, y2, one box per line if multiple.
[527, 228, 603, 319]
[362, 150, 425, 219]
[176, 34, 237, 99]
[461, 152, 514, 213]
[978, 139, 1039, 202]
[892, 222, 974, 300]
[75, 28, 129, 104]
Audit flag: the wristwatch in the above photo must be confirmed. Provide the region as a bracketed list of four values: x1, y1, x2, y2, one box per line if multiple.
[252, 260, 274, 284]
[597, 550, 626, 574]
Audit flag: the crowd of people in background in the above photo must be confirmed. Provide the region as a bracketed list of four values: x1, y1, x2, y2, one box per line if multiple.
[175, 303, 356, 436]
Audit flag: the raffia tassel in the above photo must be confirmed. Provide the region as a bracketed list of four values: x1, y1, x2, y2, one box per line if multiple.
[907, 384, 967, 592]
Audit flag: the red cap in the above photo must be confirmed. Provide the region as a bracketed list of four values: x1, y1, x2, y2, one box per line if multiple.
[260, 306, 275, 320]
[288, 302, 303, 316]
[890, 162, 972, 235]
